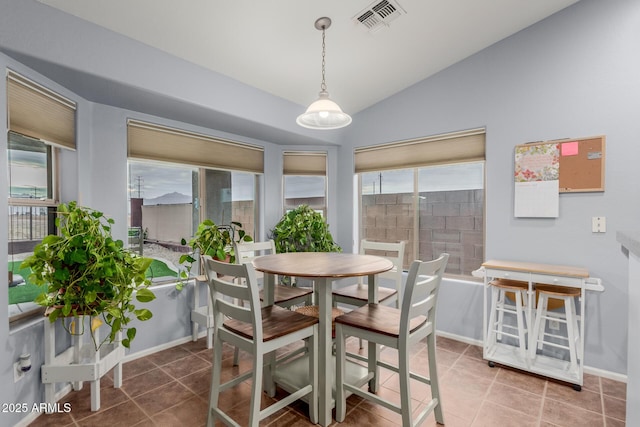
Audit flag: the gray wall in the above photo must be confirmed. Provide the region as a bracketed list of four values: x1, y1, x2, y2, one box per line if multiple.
[338, 0, 640, 375]
[1, 0, 639, 425]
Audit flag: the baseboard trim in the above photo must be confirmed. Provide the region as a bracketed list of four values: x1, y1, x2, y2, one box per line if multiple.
[435, 329, 627, 383]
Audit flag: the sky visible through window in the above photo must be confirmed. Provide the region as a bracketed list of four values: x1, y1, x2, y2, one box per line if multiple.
[361, 162, 484, 194]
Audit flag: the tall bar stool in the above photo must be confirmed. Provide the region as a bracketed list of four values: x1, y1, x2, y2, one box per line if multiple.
[486, 278, 530, 361]
[530, 284, 581, 376]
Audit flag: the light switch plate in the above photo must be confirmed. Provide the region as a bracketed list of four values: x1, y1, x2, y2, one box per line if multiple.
[592, 216, 606, 233]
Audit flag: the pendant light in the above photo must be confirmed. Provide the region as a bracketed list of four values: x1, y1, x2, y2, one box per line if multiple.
[297, 17, 352, 130]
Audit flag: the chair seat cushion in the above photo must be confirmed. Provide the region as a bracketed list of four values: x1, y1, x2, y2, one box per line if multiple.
[332, 284, 397, 302]
[223, 305, 318, 342]
[260, 284, 313, 304]
[335, 304, 427, 338]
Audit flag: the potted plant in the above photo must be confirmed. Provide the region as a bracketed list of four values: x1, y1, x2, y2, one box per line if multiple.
[177, 219, 253, 289]
[271, 205, 341, 254]
[20, 201, 156, 350]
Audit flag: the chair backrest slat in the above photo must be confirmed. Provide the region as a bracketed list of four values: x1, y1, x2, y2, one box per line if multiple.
[401, 253, 449, 336]
[235, 240, 276, 264]
[359, 239, 406, 303]
[203, 255, 263, 340]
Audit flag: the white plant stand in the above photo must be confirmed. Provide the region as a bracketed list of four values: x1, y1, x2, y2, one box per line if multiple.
[191, 275, 214, 348]
[41, 314, 124, 412]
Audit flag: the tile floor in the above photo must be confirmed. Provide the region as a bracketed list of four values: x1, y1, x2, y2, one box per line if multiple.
[28, 336, 626, 427]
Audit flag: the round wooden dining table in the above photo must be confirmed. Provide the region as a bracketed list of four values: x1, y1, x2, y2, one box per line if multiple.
[253, 252, 393, 427]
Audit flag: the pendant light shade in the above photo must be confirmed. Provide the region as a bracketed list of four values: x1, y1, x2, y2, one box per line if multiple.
[297, 17, 352, 130]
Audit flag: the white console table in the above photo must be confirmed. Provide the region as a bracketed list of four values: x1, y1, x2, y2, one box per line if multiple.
[476, 260, 603, 389]
[41, 315, 124, 412]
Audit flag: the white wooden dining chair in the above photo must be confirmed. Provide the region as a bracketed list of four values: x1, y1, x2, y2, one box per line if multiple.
[335, 253, 449, 427]
[332, 239, 405, 349]
[235, 239, 313, 308]
[203, 256, 318, 427]
[332, 239, 406, 308]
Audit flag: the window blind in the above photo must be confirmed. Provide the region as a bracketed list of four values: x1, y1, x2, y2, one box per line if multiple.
[283, 151, 327, 175]
[7, 71, 76, 150]
[127, 120, 264, 174]
[354, 128, 485, 173]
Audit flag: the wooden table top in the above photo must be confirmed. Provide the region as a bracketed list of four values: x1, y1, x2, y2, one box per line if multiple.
[252, 252, 393, 278]
[482, 259, 589, 278]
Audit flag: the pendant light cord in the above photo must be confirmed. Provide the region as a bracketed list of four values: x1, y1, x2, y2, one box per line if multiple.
[320, 27, 327, 92]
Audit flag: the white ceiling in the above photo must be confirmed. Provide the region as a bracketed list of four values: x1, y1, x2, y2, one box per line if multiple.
[37, 0, 580, 115]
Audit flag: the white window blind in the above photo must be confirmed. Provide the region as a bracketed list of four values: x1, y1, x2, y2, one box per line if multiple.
[127, 120, 264, 174]
[283, 151, 327, 175]
[354, 128, 485, 173]
[7, 71, 76, 150]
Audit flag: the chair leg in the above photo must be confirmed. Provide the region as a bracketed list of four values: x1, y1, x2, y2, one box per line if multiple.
[427, 331, 444, 425]
[368, 339, 380, 393]
[308, 327, 318, 424]
[207, 332, 224, 427]
[398, 340, 413, 427]
[564, 297, 579, 373]
[233, 346, 240, 366]
[249, 352, 263, 427]
[530, 295, 545, 359]
[487, 286, 499, 348]
[335, 324, 347, 422]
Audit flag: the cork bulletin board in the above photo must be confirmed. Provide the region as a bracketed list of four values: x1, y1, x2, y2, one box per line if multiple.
[515, 135, 605, 193]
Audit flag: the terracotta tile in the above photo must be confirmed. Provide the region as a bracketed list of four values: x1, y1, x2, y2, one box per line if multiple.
[63, 384, 129, 421]
[435, 348, 462, 367]
[494, 367, 547, 395]
[470, 400, 538, 427]
[24, 337, 627, 427]
[160, 353, 211, 379]
[75, 400, 150, 427]
[120, 357, 155, 379]
[27, 411, 75, 427]
[266, 409, 317, 426]
[452, 355, 499, 382]
[134, 381, 197, 414]
[546, 380, 603, 413]
[180, 337, 210, 354]
[121, 367, 174, 398]
[146, 345, 193, 366]
[437, 336, 469, 354]
[462, 344, 484, 361]
[605, 416, 626, 427]
[152, 396, 208, 427]
[438, 384, 484, 423]
[440, 368, 493, 397]
[211, 389, 287, 426]
[601, 377, 626, 400]
[485, 382, 543, 418]
[179, 366, 212, 395]
[603, 395, 626, 421]
[541, 398, 604, 427]
[581, 372, 601, 393]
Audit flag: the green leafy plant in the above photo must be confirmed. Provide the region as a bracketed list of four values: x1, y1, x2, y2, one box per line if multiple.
[20, 201, 156, 350]
[271, 205, 341, 253]
[177, 220, 253, 290]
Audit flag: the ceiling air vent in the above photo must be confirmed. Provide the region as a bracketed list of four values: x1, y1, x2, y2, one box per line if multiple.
[353, 0, 406, 33]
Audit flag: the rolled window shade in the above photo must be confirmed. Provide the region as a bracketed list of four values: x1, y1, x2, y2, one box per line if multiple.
[7, 71, 76, 150]
[355, 128, 485, 173]
[283, 151, 327, 175]
[127, 120, 264, 174]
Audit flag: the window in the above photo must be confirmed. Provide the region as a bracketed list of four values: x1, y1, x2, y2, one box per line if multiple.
[357, 129, 485, 278]
[7, 71, 76, 322]
[283, 152, 327, 216]
[127, 120, 262, 283]
[8, 133, 58, 316]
